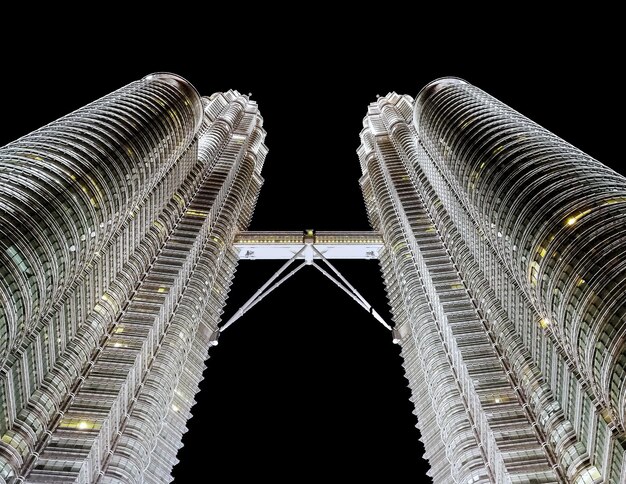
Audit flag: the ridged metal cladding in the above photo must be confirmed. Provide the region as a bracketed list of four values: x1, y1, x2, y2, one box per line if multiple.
[0, 73, 202, 364]
[414, 78, 626, 428]
[143, 72, 204, 132]
[413, 77, 467, 133]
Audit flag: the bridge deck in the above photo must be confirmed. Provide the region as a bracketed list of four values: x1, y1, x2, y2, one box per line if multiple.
[233, 231, 383, 260]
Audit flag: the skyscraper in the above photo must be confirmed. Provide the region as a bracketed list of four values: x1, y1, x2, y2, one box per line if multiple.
[0, 74, 266, 483]
[358, 79, 626, 483]
[2, 71, 625, 484]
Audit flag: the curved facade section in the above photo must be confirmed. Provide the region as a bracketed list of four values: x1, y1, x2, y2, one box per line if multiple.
[413, 77, 467, 130]
[0, 73, 201, 364]
[143, 72, 204, 132]
[414, 81, 626, 432]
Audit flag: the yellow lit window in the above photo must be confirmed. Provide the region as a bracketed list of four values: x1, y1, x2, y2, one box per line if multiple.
[153, 220, 165, 233]
[186, 209, 207, 218]
[173, 193, 185, 208]
[565, 209, 592, 226]
[460, 118, 474, 129]
[603, 197, 626, 205]
[58, 418, 101, 431]
[600, 408, 612, 424]
[530, 261, 540, 286]
[93, 303, 107, 316]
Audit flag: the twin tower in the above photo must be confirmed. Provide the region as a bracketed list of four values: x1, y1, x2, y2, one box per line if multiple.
[0, 74, 625, 483]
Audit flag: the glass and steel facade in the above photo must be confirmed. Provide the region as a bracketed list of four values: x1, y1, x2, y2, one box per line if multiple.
[358, 80, 626, 482]
[0, 74, 267, 483]
[2, 71, 625, 483]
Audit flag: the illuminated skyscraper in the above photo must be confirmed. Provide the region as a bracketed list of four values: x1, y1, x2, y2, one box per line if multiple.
[358, 79, 626, 483]
[0, 74, 266, 483]
[2, 72, 626, 484]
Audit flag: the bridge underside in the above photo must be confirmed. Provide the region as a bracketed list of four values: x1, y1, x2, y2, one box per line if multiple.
[222, 230, 393, 334]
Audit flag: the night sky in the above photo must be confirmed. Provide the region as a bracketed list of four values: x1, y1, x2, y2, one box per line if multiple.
[0, 28, 622, 483]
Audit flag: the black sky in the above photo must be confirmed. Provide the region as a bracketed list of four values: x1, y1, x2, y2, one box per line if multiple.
[1, 25, 623, 483]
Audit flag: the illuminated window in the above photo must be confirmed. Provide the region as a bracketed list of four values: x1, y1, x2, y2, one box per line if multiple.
[530, 261, 540, 286]
[153, 220, 165, 233]
[58, 418, 101, 431]
[566, 209, 592, 226]
[186, 209, 207, 218]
